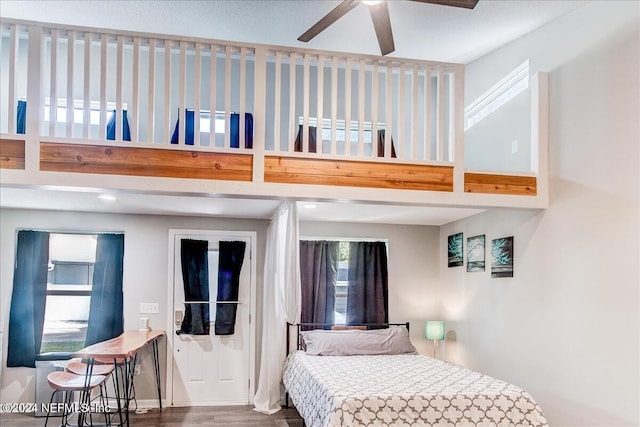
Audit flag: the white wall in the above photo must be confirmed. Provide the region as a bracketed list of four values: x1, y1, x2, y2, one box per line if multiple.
[0, 210, 441, 404]
[0, 208, 268, 404]
[464, 88, 531, 172]
[300, 221, 440, 355]
[441, 2, 639, 426]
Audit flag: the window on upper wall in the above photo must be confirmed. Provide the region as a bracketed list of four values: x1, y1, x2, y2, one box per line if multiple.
[198, 110, 228, 134]
[298, 117, 380, 145]
[464, 59, 530, 131]
[42, 98, 127, 125]
[41, 233, 97, 352]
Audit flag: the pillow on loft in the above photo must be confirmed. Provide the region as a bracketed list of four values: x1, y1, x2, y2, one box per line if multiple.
[301, 327, 417, 356]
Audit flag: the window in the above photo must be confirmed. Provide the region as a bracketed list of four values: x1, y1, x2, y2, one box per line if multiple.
[43, 98, 127, 125]
[40, 233, 97, 352]
[464, 60, 529, 131]
[198, 110, 227, 134]
[300, 239, 389, 326]
[299, 117, 384, 144]
[7, 230, 124, 368]
[334, 242, 349, 324]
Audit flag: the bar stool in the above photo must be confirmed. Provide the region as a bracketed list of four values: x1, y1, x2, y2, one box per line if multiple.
[67, 361, 114, 413]
[44, 371, 109, 427]
[67, 360, 115, 377]
[94, 357, 138, 413]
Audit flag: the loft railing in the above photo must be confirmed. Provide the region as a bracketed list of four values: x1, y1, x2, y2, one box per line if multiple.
[1, 19, 464, 166]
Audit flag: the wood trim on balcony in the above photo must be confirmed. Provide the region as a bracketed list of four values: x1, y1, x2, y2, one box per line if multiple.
[464, 172, 537, 196]
[265, 156, 453, 191]
[0, 138, 26, 170]
[40, 142, 253, 181]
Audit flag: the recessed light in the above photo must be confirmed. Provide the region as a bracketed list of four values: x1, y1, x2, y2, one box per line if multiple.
[303, 203, 317, 209]
[98, 194, 116, 201]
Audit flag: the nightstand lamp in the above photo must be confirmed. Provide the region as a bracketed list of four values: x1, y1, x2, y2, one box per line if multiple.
[425, 320, 445, 358]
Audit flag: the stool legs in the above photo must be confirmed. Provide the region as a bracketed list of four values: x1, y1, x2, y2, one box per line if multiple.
[45, 372, 111, 427]
[44, 390, 76, 427]
[44, 389, 59, 427]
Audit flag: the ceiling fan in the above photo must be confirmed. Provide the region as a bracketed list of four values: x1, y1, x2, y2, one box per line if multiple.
[298, 0, 479, 56]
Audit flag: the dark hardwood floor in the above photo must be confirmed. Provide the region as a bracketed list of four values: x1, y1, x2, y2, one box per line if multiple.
[0, 405, 304, 426]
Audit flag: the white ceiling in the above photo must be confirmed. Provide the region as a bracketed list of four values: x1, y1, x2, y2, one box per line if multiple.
[1, 0, 586, 62]
[0, 0, 584, 224]
[0, 187, 485, 225]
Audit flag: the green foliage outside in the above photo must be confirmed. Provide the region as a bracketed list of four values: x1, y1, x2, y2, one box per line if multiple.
[339, 241, 350, 262]
[40, 341, 85, 353]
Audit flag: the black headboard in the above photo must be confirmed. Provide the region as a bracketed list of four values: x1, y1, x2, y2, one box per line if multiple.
[286, 322, 410, 354]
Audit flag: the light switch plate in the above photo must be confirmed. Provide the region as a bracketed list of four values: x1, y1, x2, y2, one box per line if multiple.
[140, 302, 159, 314]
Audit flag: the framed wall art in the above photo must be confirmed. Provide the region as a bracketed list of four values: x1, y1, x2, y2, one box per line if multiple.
[491, 236, 514, 278]
[447, 233, 463, 267]
[466, 235, 485, 272]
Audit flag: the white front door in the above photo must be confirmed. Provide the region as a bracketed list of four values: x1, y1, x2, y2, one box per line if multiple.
[168, 230, 255, 406]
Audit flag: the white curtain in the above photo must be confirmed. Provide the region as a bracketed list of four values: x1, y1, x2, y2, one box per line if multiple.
[253, 200, 301, 414]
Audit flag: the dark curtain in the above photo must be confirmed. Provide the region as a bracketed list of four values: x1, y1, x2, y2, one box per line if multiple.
[346, 241, 389, 325]
[7, 231, 50, 368]
[170, 109, 195, 145]
[377, 130, 397, 158]
[300, 241, 338, 329]
[17, 100, 26, 134]
[106, 110, 131, 141]
[293, 126, 394, 157]
[230, 113, 254, 149]
[215, 241, 246, 335]
[85, 234, 125, 346]
[178, 239, 210, 335]
[294, 124, 317, 153]
[171, 111, 254, 148]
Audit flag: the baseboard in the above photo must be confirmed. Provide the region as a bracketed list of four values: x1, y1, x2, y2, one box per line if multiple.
[130, 399, 166, 409]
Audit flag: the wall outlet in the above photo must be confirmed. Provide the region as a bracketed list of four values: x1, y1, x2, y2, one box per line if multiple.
[139, 302, 159, 314]
[134, 364, 141, 375]
[511, 140, 519, 154]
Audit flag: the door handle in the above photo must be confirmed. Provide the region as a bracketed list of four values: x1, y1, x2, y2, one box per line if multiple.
[175, 310, 183, 327]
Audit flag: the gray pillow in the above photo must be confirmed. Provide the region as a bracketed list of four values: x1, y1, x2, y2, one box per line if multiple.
[301, 327, 417, 356]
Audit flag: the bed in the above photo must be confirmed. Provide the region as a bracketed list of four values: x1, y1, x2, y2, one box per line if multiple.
[282, 323, 548, 427]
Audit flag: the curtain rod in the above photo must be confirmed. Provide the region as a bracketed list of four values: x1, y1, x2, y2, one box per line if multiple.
[16, 228, 125, 235]
[300, 236, 389, 243]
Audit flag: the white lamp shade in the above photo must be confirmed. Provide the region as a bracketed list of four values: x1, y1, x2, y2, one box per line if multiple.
[425, 321, 445, 341]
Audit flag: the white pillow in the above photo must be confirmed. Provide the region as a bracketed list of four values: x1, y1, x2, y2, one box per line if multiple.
[301, 327, 417, 356]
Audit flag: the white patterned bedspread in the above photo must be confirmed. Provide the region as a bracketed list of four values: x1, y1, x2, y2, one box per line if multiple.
[283, 351, 548, 427]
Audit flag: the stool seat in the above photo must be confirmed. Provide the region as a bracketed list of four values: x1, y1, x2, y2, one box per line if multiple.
[93, 357, 126, 365]
[47, 371, 107, 391]
[67, 361, 114, 376]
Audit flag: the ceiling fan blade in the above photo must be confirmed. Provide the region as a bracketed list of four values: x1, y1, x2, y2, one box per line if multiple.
[409, 0, 479, 9]
[368, 2, 395, 56]
[298, 0, 360, 43]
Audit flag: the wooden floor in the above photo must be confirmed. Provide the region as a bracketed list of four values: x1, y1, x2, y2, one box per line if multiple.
[0, 405, 304, 426]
